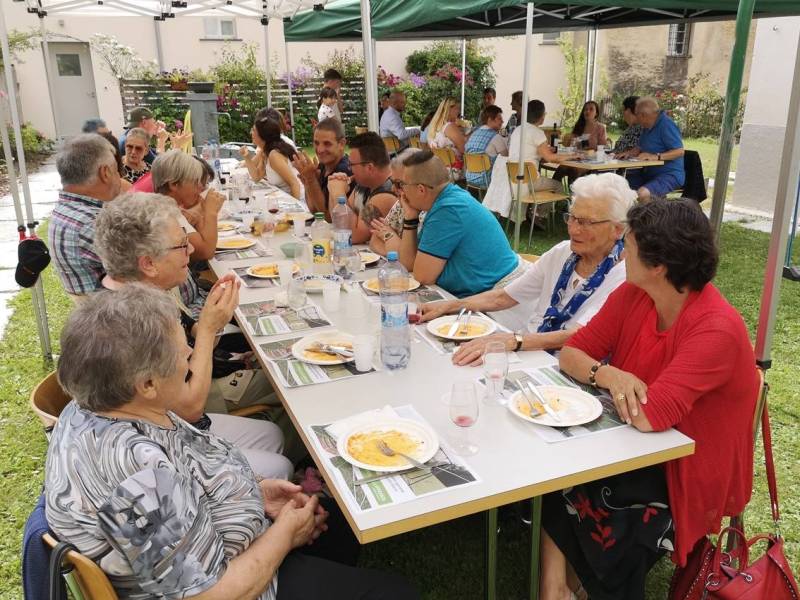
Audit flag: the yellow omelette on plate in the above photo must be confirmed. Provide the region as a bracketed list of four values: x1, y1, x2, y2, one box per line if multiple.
[436, 322, 489, 338]
[302, 340, 353, 363]
[516, 393, 564, 418]
[346, 430, 422, 468]
[217, 238, 255, 250]
[246, 263, 299, 279]
[363, 277, 420, 293]
[217, 222, 237, 232]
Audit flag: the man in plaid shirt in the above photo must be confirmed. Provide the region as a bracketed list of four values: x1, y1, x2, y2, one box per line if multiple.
[49, 134, 122, 296]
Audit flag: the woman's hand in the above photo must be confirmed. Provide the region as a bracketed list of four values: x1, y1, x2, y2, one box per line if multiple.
[399, 193, 420, 220]
[198, 275, 240, 334]
[181, 208, 200, 227]
[261, 480, 328, 525]
[369, 218, 400, 254]
[170, 129, 193, 149]
[419, 299, 460, 323]
[204, 189, 226, 214]
[452, 332, 514, 367]
[596, 365, 648, 425]
[273, 494, 328, 548]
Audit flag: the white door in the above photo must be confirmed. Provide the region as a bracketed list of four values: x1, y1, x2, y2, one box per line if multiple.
[47, 42, 100, 139]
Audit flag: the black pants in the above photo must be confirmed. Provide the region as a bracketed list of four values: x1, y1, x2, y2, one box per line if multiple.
[277, 498, 420, 600]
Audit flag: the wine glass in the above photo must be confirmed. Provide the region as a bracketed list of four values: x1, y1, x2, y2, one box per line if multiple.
[262, 213, 276, 253]
[482, 341, 509, 406]
[448, 381, 479, 456]
[266, 196, 279, 217]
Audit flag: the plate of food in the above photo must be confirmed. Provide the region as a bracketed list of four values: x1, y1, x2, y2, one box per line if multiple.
[337, 418, 439, 473]
[362, 277, 420, 294]
[217, 221, 239, 233]
[217, 237, 256, 250]
[282, 211, 314, 223]
[297, 274, 343, 293]
[246, 263, 299, 279]
[426, 314, 497, 341]
[291, 331, 355, 365]
[359, 251, 381, 266]
[507, 385, 603, 427]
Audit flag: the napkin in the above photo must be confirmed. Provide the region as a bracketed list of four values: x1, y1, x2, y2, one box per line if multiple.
[325, 405, 399, 441]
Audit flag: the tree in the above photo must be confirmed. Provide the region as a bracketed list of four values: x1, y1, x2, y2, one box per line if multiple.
[89, 34, 156, 80]
[0, 29, 40, 70]
[556, 36, 586, 129]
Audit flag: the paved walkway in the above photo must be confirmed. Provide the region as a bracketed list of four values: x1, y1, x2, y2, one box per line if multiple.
[0, 161, 795, 337]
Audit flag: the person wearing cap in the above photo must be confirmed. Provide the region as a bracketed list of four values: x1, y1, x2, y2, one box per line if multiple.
[48, 134, 122, 298]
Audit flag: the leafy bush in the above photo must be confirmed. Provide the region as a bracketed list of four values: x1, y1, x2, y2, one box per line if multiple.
[0, 123, 54, 160]
[556, 36, 587, 129]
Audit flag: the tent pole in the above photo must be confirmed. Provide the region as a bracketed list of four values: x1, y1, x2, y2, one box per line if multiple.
[590, 26, 599, 100]
[708, 0, 756, 239]
[263, 20, 272, 108]
[460, 38, 466, 117]
[0, 2, 52, 360]
[39, 18, 61, 143]
[754, 28, 800, 369]
[284, 42, 295, 142]
[153, 19, 165, 72]
[513, 2, 534, 252]
[584, 27, 596, 102]
[360, 0, 379, 132]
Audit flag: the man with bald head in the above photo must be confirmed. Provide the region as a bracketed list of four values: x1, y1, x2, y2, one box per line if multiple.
[624, 96, 685, 201]
[379, 89, 420, 149]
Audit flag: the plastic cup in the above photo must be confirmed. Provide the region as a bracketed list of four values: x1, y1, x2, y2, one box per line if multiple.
[293, 217, 306, 238]
[322, 281, 341, 312]
[278, 263, 294, 288]
[353, 335, 375, 372]
[241, 213, 256, 231]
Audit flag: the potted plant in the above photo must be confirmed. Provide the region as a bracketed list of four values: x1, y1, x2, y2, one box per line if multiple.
[187, 69, 215, 93]
[161, 69, 189, 91]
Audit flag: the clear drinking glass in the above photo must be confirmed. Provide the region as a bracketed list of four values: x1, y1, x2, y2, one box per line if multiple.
[295, 242, 313, 275]
[448, 381, 479, 456]
[407, 292, 422, 324]
[287, 278, 307, 310]
[262, 213, 276, 252]
[346, 249, 362, 279]
[482, 341, 509, 406]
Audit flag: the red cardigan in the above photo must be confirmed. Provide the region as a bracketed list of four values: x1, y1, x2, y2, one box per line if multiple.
[565, 282, 757, 566]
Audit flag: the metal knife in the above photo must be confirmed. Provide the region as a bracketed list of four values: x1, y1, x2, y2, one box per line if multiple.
[446, 307, 467, 337]
[527, 381, 561, 422]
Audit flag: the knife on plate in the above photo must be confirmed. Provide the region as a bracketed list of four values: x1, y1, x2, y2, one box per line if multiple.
[527, 381, 561, 422]
[446, 307, 467, 337]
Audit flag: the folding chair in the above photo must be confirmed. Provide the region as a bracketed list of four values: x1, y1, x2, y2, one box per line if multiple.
[505, 161, 569, 250]
[409, 136, 421, 149]
[431, 146, 458, 182]
[518, 253, 540, 264]
[382, 136, 400, 157]
[43, 532, 120, 600]
[463, 152, 492, 201]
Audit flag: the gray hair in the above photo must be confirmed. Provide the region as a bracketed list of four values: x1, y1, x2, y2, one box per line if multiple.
[56, 134, 116, 186]
[570, 173, 637, 223]
[391, 147, 421, 170]
[94, 192, 182, 280]
[151, 149, 204, 194]
[57, 283, 181, 412]
[636, 96, 659, 114]
[125, 127, 150, 144]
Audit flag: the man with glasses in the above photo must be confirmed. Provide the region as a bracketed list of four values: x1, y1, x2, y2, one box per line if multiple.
[421, 173, 636, 366]
[327, 132, 397, 244]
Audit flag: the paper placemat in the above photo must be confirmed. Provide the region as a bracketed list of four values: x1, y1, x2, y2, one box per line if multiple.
[238, 300, 331, 337]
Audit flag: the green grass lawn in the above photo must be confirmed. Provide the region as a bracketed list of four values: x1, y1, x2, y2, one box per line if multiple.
[1, 222, 797, 598]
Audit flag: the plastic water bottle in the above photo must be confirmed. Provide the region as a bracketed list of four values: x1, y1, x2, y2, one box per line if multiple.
[332, 196, 352, 276]
[201, 141, 211, 163]
[210, 138, 222, 181]
[379, 251, 410, 370]
[310, 212, 333, 275]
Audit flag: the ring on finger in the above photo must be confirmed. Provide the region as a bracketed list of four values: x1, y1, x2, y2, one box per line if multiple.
[616, 393, 626, 402]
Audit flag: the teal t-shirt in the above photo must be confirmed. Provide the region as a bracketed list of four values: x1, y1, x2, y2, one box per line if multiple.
[418, 184, 518, 297]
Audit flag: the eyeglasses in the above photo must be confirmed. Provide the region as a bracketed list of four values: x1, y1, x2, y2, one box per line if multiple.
[167, 237, 190, 253]
[563, 213, 612, 228]
[349, 160, 373, 167]
[392, 179, 433, 190]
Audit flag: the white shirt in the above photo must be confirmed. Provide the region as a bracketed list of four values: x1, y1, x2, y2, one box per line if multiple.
[318, 104, 338, 123]
[503, 240, 626, 332]
[379, 106, 418, 142]
[508, 122, 547, 168]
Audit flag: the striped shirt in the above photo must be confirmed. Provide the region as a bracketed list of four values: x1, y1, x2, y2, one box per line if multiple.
[464, 126, 507, 187]
[48, 192, 105, 295]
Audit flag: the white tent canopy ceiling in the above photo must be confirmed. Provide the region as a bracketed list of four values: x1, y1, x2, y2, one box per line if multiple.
[17, 0, 332, 20]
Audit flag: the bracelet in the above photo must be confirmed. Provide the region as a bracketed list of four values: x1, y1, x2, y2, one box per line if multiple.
[402, 224, 418, 231]
[403, 218, 420, 226]
[588, 361, 604, 387]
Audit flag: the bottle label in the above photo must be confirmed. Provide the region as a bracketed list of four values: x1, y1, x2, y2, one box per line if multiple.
[312, 240, 331, 263]
[333, 229, 352, 250]
[381, 302, 408, 328]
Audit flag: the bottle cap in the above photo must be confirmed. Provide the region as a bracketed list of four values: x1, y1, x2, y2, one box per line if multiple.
[314, 212, 324, 220]
[337, 196, 346, 204]
[387, 251, 398, 261]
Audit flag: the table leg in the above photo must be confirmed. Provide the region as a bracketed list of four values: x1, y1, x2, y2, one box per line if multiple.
[528, 496, 543, 600]
[485, 507, 498, 600]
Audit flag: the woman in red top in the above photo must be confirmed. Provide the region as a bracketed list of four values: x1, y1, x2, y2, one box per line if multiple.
[541, 199, 758, 600]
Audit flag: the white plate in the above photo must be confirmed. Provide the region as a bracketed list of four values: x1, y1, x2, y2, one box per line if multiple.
[297, 274, 343, 293]
[426, 314, 497, 341]
[291, 330, 355, 365]
[233, 209, 261, 222]
[359, 251, 381, 266]
[507, 385, 603, 427]
[217, 221, 239, 233]
[337, 417, 439, 473]
[362, 277, 420, 293]
[246, 263, 299, 279]
[216, 237, 256, 250]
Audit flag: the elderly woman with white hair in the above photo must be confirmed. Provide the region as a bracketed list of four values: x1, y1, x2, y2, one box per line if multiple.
[121, 127, 151, 183]
[151, 149, 226, 261]
[45, 284, 420, 600]
[94, 192, 300, 476]
[421, 172, 637, 366]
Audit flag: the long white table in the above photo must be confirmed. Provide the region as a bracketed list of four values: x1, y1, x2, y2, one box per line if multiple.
[209, 200, 694, 599]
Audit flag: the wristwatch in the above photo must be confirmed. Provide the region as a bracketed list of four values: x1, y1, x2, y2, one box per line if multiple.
[657, 153, 662, 161]
[513, 332, 524, 352]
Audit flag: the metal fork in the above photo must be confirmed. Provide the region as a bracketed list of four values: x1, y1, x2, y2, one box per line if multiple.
[376, 439, 427, 469]
[514, 379, 545, 417]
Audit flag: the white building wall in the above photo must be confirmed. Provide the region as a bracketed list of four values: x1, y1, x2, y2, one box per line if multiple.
[733, 17, 800, 215]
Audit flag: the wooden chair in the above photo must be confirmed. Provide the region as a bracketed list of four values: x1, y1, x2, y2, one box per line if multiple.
[382, 136, 400, 157]
[463, 152, 492, 201]
[30, 371, 271, 431]
[354, 126, 369, 136]
[518, 253, 540, 264]
[431, 146, 459, 182]
[505, 161, 569, 250]
[409, 136, 421, 149]
[43, 532, 119, 600]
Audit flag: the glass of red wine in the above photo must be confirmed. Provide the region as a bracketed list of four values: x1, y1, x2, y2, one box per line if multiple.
[407, 292, 422, 324]
[448, 381, 479, 455]
[266, 196, 279, 216]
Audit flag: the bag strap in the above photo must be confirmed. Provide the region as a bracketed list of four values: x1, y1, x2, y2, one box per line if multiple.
[48, 541, 76, 600]
[761, 402, 781, 529]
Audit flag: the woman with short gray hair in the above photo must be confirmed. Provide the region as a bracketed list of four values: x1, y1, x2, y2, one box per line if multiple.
[94, 192, 297, 478]
[46, 283, 420, 600]
[121, 127, 151, 183]
[420, 172, 635, 366]
[150, 149, 226, 261]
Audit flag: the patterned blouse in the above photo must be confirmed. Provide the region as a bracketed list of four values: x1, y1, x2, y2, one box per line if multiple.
[123, 162, 150, 184]
[612, 124, 643, 154]
[45, 401, 275, 600]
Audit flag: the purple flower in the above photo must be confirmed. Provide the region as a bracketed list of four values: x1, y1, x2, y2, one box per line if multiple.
[409, 73, 426, 88]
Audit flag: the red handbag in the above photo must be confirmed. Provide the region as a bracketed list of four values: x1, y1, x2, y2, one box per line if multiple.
[669, 403, 799, 600]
